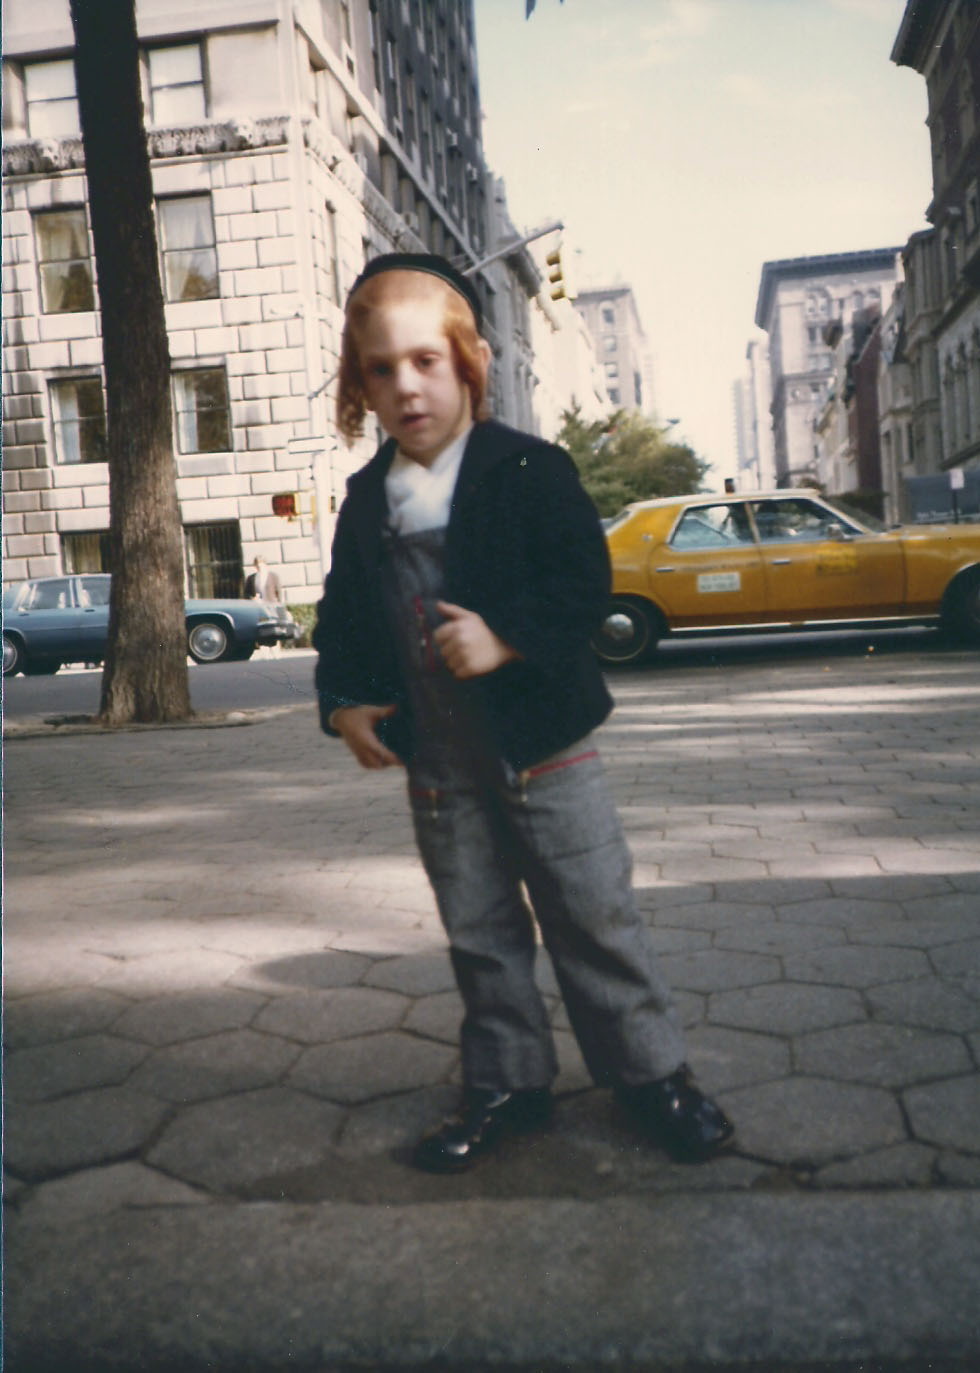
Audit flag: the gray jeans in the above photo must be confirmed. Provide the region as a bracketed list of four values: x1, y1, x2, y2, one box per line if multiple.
[408, 742, 686, 1092]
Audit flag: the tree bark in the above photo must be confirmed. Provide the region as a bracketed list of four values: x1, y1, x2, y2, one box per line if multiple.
[70, 0, 192, 723]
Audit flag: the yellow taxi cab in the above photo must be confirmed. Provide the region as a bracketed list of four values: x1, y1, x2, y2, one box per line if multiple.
[594, 488, 980, 664]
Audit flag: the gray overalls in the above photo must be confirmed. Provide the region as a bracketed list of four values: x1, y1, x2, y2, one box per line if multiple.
[382, 525, 686, 1092]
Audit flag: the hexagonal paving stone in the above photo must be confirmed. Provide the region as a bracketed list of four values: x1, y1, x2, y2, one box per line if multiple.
[362, 952, 457, 997]
[2, 988, 129, 1050]
[15, 1161, 208, 1227]
[903, 1075, 980, 1154]
[146, 1087, 345, 1191]
[720, 1076, 907, 1166]
[403, 991, 463, 1045]
[94, 949, 245, 997]
[4, 1034, 148, 1103]
[655, 949, 780, 994]
[253, 986, 407, 1044]
[129, 1029, 300, 1103]
[112, 988, 268, 1046]
[815, 1142, 937, 1190]
[713, 923, 842, 958]
[782, 944, 929, 989]
[708, 983, 865, 1037]
[930, 938, 980, 980]
[773, 897, 901, 927]
[4, 1087, 170, 1182]
[289, 1031, 456, 1103]
[234, 949, 371, 993]
[684, 1025, 789, 1094]
[334, 1085, 460, 1159]
[795, 1022, 971, 1089]
[867, 977, 980, 1034]
[849, 918, 979, 950]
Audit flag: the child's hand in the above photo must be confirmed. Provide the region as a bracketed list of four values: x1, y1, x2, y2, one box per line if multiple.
[330, 704, 403, 769]
[434, 602, 520, 679]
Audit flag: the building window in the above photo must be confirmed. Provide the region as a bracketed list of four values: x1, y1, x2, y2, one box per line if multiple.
[419, 90, 432, 171]
[601, 302, 615, 326]
[25, 59, 80, 137]
[172, 368, 231, 453]
[604, 362, 619, 379]
[603, 335, 617, 352]
[184, 521, 243, 599]
[147, 44, 206, 126]
[62, 531, 112, 573]
[49, 376, 107, 464]
[158, 196, 218, 302]
[34, 209, 95, 313]
[608, 388, 620, 405]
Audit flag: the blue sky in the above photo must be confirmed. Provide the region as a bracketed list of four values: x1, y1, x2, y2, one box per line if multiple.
[474, 0, 932, 484]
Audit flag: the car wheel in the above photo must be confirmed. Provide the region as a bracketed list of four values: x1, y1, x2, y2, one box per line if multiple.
[2, 633, 24, 677]
[187, 619, 232, 663]
[592, 598, 660, 666]
[945, 569, 980, 643]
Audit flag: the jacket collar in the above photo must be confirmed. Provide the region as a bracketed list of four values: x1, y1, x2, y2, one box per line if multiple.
[343, 420, 546, 565]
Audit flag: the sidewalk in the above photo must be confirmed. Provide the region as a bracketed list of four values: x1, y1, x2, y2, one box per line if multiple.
[4, 642, 980, 1370]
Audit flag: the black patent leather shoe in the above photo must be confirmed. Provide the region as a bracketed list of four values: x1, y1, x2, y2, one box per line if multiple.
[412, 1087, 553, 1174]
[618, 1066, 735, 1163]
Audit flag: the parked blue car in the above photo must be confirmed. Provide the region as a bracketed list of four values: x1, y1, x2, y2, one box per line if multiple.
[2, 573, 301, 676]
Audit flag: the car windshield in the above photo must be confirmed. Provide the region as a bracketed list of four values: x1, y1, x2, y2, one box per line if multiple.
[820, 496, 886, 533]
[601, 509, 634, 533]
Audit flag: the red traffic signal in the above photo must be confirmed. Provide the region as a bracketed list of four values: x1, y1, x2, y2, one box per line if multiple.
[272, 492, 298, 519]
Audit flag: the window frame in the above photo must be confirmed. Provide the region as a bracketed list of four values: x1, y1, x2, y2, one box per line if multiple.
[156, 194, 219, 303]
[48, 374, 108, 465]
[33, 208, 96, 315]
[146, 42, 207, 127]
[24, 58, 80, 137]
[172, 366, 232, 455]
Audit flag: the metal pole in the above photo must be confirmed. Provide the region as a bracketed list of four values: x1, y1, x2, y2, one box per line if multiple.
[462, 220, 564, 276]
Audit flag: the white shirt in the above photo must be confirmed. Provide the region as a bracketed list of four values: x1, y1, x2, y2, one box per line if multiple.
[384, 427, 472, 535]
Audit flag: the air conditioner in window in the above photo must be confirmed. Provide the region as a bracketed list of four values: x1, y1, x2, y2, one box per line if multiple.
[466, 163, 480, 184]
[446, 130, 460, 150]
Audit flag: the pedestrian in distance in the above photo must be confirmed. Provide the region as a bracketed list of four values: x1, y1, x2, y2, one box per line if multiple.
[312, 252, 734, 1172]
[244, 555, 282, 602]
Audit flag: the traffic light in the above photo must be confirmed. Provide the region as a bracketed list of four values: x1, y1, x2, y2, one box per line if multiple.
[271, 492, 299, 519]
[545, 245, 566, 301]
[545, 243, 576, 302]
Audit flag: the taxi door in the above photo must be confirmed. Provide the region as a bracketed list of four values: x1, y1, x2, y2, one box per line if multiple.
[750, 497, 905, 621]
[648, 502, 768, 627]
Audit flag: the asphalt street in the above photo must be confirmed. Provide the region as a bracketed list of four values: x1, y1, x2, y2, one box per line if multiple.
[3, 640, 980, 1370]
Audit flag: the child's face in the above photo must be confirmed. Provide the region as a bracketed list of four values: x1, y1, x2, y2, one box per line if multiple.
[357, 297, 480, 465]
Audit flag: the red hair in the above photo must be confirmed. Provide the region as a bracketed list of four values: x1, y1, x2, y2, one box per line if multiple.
[336, 269, 489, 442]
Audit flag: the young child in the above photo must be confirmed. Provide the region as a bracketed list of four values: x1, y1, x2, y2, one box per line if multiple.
[313, 252, 734, 1172]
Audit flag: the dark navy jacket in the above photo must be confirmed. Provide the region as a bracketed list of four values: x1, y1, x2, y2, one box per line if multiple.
[312, 419, 614, 772]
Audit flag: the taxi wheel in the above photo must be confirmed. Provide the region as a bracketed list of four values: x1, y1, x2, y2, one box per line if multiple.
[948, 569, 980, 643]
[592, 598, 661, 666]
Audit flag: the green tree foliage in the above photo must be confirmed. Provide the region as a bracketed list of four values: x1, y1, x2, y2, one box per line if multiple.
[556, 407, 710, 517]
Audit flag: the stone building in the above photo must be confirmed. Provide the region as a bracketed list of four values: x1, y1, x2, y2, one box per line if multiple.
[892, 0, 980, 477]
[753, 249, 902, 490]
[732, 337, 776, 490]
[2, 0, 537, 600]
[574, 286, 655, 416]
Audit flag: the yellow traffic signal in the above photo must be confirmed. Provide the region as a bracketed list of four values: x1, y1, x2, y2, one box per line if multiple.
[546, 246, 565, 301]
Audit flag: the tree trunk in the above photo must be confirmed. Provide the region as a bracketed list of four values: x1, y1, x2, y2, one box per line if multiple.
[70, 0, 192, 723]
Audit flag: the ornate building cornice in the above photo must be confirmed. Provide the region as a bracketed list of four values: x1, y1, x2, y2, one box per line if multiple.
[3, 116, 289, 177]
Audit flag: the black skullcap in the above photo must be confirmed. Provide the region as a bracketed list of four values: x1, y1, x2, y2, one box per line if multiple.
[346, 253, 483, 330]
